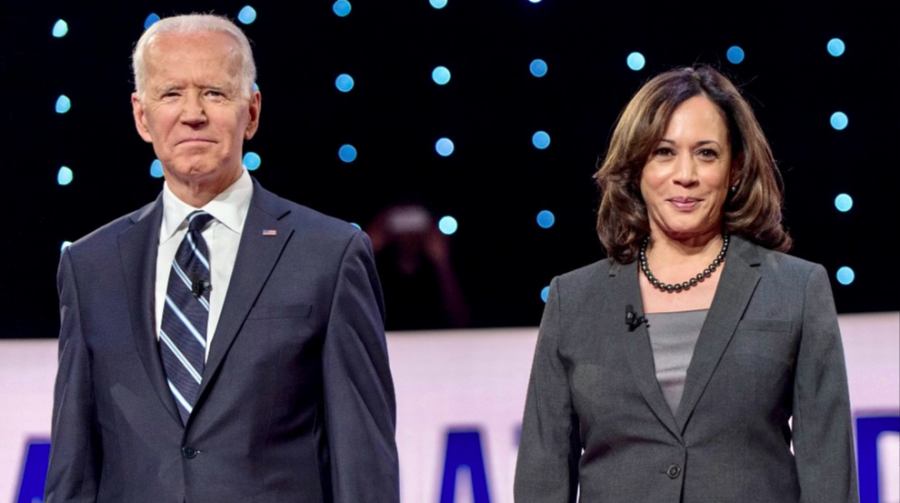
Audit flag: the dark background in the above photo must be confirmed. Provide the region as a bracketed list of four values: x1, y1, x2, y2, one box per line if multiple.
[1, 1, 897, 338]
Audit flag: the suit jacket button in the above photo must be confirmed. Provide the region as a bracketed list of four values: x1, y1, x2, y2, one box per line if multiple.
[182, 446, 198, 459]
[667, 464, 681, 479]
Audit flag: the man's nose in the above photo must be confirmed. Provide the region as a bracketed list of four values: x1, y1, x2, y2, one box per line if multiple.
[180, 94, 208, 126]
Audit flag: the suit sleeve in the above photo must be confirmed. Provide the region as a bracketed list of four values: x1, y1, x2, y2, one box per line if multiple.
[44, 248, 102, 503]
[322, 231, 400, 503]
[792, 264, 859, 503]
[514, 277, 580, 503]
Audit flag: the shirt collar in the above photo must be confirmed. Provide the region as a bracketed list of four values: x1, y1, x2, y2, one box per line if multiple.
[160, 168, 254, 244]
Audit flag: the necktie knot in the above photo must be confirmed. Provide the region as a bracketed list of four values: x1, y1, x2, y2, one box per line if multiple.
[188, 211, 215, 233]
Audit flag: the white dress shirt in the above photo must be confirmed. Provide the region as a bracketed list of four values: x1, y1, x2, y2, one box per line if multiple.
[154, 169, 253, 360]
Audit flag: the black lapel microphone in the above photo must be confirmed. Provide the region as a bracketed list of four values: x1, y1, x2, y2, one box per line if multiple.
[625, 304, 648, 332]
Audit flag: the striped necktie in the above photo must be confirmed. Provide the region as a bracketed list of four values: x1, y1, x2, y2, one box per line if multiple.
[159, 210, 214, 424]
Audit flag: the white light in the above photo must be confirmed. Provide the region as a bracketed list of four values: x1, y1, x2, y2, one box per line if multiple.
[52, 19, 68, 38]
[626, 52, 645, 71]
[438, 216, 458, 235]
[237, 6, 257, 24]
[57, 166, 73, 186]
[835, 193, 853, 212]
[435, 138, 455, 157]
[836, 267, 855, 285]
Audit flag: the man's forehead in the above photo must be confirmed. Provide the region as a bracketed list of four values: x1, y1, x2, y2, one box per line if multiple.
[144, 32, 242, 82]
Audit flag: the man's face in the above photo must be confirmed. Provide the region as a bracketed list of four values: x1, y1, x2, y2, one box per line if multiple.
[132, 31, 260, 189]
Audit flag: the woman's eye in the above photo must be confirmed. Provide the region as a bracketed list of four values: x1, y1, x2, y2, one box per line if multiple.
[697, 148, 718, 159]
[654, 147, 674, 157]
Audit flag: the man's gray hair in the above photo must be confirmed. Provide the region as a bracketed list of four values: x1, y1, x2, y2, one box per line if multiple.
[132, 14, 256, 99]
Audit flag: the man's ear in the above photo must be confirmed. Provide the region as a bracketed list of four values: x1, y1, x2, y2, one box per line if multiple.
[131, 93, 153, 143]
[244, 90, 261, 140]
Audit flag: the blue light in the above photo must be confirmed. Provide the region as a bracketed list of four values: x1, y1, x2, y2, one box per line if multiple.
[333, 0, 352, 17]
[144, 13, 160, 30]
[529, 59, 548, 78]
[435, 138, 455, 157]
[350, 222, 361, 230]
[726, 46, 745, 64]
[52, 19, 68, 38]
[529, 0, 542, 3]
[541, 286, 549, 303]
[834, 193, 853, 212]
[243, 152, 261, 171]
[237, 6, 257, 25]
[836, 267, 855, 285]
[57, 166, 73, 186]
[438, 216, 458, 235]
[150, 159, 164, 178]
[626, 52, 645, 71]
[338, 144, 358, 163]
[335, 74, 355, 92]
[430, 0, 448, 8]
[61, 241, 73, 252]
[536, 210, 555, 228]
[55, 95, 71, 114]
[830, 111, 848, 130]
[432, 66, 451, 85]
[253, 82, 259, 92]
[532, 131, 550, 149]
[827, 38, 845, 57]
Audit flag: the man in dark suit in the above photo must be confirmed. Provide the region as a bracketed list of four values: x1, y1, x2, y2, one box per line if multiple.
[44, 14, 399, 503]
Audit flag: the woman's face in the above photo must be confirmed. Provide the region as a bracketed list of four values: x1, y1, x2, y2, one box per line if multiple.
[640, 95, 735, 243]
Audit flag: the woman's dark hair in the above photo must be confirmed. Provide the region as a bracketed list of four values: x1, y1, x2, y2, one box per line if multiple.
[594, 65, 791, 263]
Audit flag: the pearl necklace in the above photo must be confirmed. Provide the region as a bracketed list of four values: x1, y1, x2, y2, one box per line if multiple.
[639, 234, 729, 292]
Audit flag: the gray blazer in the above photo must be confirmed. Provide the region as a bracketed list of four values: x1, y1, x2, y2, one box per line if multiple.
[514, 235, 858, 502]
[45, 179, 399, 503]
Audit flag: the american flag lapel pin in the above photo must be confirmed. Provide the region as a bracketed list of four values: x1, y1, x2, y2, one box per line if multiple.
[262, 229, 277, 236]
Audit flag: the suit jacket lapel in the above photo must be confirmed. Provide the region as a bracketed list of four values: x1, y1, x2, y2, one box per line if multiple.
[118, 197, 183, 425]
[675, 235, 761, 432]
[608, 261, 683, 440]
[196, 180, 293, 406]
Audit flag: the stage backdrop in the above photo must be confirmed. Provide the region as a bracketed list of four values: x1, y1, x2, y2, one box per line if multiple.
[2, 313, 898, 503]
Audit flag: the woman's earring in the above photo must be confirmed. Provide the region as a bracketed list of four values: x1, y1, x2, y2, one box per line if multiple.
[730, 185, 738, 193]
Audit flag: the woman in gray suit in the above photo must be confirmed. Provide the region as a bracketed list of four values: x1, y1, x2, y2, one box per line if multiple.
[514, 66, 858, 502]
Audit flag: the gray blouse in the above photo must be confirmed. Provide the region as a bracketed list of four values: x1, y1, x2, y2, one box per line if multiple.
[645, 309, 709, 416]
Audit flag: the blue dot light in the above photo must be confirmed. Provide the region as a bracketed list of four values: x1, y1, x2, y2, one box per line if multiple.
[827, 38, 845, 57]
[52, 19, 68, 38]
[830, 112, 848, 130]
[55, 95, 71, 114]
[626, 52, 645, 71]
[529, 0, 542, 3]
[836, 267, 855, 286]
[144, 13, 160, 30]
[243, 152, 261, 171]
[333, 0, 352, 17]
[61, 241, 73, 252]
[253, 83, 259, 92]
[541, 286, 550, 303]
[435, 138, 455, 157]
[237, 6, 257, 25]
[57, 166, 73, 186]
[430, 0, 448, 8]
[834, 193, 853, 212]
[532, 131, 550, 149]
[150, 159, 164, 178]
[536, 210, 555, 229]
[338, 144, 358, 163]
[438, 216, 458, 235]
[529, 59, 548, 77]
[726, 46, 745, 64]
[336, 74, 355, 92]
[432, 66, 451, 85]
